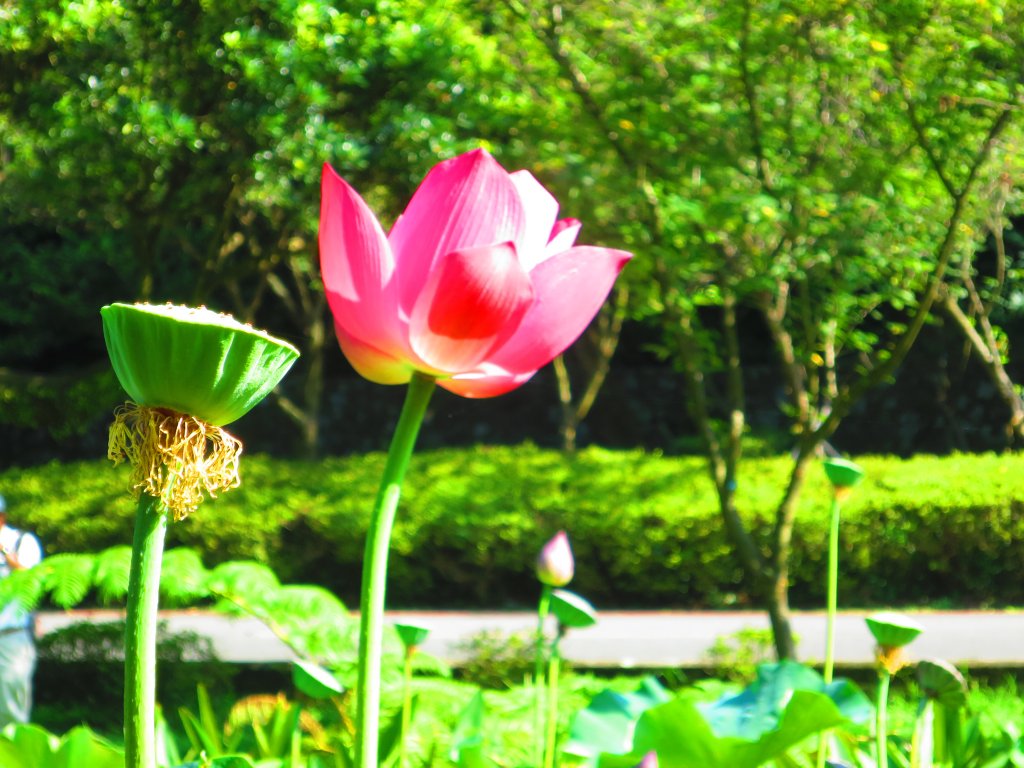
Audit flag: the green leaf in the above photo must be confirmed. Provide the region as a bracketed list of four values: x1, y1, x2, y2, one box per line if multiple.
[52, 726, 124, 768]
[207, 757, 259, 768]
[41, 554, 96, 609]
[598, 662, 870, 768]
[160, 548, 211, 605]
[550, 589, 598, 629]
[206, 562, 281, 609]
[93, 546, 133, 605]
[292, 659, 344, 699]
[621, 690, 843, 768]
[565, 677, 671, 759]
[700, 662, 871, 738]
[449, 690, 487, 766]
[0, 723, 57, 768]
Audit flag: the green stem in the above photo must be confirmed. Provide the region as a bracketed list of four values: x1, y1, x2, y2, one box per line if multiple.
[877, 669, 892, 768]
[124, 493, 169, 768]
[816, 494, 843, 768]
[544, 637, 562, 768]
[534, 584, 553, 767]
[356, 373, 436, 768]
[911, 698, 933, 768]
[399, 650, 414, 768]
[824, 495, 841, 683]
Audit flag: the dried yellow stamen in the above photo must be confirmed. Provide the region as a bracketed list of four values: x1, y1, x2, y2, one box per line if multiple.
[875, 645, 908, 675]
[107, 401, 242, 520]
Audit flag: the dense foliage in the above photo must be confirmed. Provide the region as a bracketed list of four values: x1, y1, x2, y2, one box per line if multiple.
[3, 446, 1022, 610]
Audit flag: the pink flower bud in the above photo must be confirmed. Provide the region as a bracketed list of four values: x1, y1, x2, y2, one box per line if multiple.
[634, 752, 658, 768]
[537, 531, 574, 587]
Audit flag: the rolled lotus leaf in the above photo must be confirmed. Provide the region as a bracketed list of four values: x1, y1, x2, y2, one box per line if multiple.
[102, 303, 300, 426]
[394, 622, 430, 649]
[823, 457, 865, 489]
[917, 658, 967, 707]
[551, 589, 598, 629]
[865, 611, 924, 649]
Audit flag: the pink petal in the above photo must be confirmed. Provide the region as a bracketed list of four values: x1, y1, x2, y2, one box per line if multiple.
[510, 170, 559, 271]
[388, 149, 526, 315]
[491, 246, 632, 375]
[333, 322, 413, 385]
[547, 218, 581, 255]
[319, 164, 405, 352]
[439, 364, 537, 398]
[409, 242, 534, 374]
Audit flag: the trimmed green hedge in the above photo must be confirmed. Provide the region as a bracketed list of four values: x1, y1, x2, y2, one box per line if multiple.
[3, 446, 1023, 609]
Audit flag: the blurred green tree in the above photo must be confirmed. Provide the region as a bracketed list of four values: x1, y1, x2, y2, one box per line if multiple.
[479, 0, 1024, 657]
[0, 0, 547, 455]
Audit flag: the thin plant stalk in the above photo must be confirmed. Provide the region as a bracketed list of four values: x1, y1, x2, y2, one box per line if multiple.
[816, 492, 844, 768]
[355, 372, 436, 768]
[124, 492, 170, 768]
[824, 494, 842, 683]
[533, 584, 553, 766]
[544, 633, 564, 768]
[877, 669, 892, 768]
[399, 648, 415, 768]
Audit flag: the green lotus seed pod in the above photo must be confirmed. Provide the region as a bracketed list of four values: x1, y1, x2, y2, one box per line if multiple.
[823, 457, 865, 489]
[550, 589, 598, 629]
[916, 658, 967, 707]
[394, 622, 430, 650]
[102, 302, 299, 426]
[865, 611, 924, 649]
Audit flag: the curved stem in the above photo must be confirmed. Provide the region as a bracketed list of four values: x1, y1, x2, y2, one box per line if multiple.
[876, 669, 892, 768]
[356, 373, 436, 768]
[124, 493, 169, 768]
[534, 584, 553, 766]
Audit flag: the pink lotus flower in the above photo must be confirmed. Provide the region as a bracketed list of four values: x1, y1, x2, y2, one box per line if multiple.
[319, 149, 632, 397]
[536, 530, 574, 587]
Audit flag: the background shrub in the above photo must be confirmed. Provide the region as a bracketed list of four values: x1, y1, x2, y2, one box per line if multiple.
[2, 447, 1022, 610]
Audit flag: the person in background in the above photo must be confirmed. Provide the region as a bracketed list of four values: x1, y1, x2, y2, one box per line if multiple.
[0, 493, 43, 726]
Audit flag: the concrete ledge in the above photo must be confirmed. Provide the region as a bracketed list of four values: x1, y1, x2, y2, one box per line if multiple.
[34, 609, 1024, 668]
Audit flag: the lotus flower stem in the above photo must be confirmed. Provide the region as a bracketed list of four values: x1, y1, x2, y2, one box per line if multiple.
[876, 668, 892, 768]
[356, 372, 436, 768]
[124, 492, 170, 768]
[816, 493, 844, 768]
[824, 494, 841, 684]
[534, 583, 553, 766]
[544, 635, 563, 768]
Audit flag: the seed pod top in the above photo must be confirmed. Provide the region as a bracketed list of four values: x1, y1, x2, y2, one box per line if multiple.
[102, 302, 300, 426]
[866, 611, 924, 649]
[823, 457, 865, 490]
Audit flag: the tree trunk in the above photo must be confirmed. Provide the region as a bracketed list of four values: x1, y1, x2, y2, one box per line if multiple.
[552, 287, 627, 453]
[939, 283, 1024, 442]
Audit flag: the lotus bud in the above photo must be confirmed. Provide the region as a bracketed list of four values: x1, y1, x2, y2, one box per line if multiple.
[536, 531, 574, 587]
[866, 611, 924, 674]
[823, 457, 864, 501]
[102, 302, 299, 519]
[634, 752, 658, 768]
